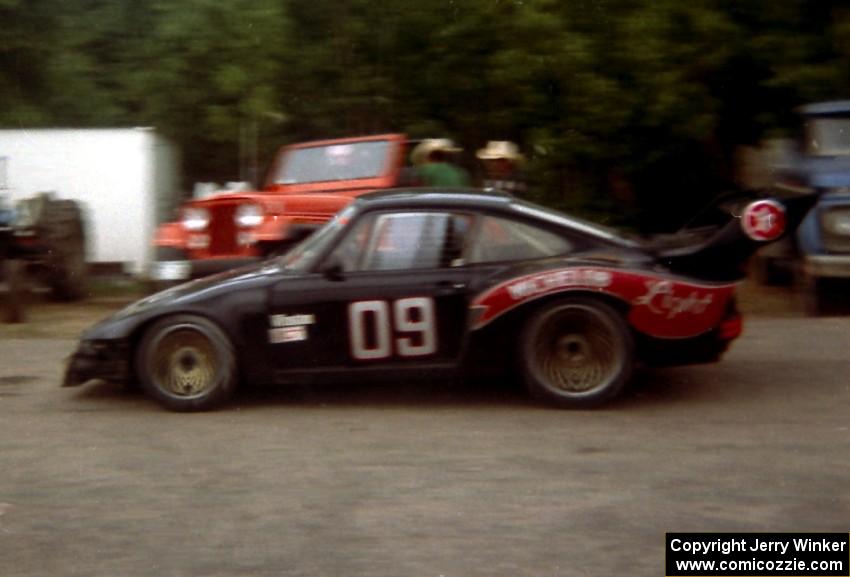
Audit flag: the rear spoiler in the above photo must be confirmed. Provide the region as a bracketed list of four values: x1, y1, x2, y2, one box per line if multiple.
[657, 191, 819, 281]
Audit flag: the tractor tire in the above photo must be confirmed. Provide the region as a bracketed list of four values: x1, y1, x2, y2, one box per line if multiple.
[37, 199, 88, 301]
[2, 259, 27, 323]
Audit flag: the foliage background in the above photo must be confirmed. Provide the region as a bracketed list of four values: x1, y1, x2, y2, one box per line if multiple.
[3, 0, 850, 230]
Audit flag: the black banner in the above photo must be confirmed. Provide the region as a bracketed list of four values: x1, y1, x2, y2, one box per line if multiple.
[666, 533, 849, 576]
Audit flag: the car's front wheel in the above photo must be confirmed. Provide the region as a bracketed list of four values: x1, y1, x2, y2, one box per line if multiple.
[518, 298, 634, 408]
[136, 315, 237, 411]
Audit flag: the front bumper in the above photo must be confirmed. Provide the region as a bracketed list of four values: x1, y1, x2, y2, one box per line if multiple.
[803, 254, 850, 278]
[63, 340, 132, 387]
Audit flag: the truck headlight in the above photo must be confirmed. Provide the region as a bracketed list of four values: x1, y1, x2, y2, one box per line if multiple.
[181, 207, 210, 231]
[823, 209, 850, 236]
[234, 204, 264, 228]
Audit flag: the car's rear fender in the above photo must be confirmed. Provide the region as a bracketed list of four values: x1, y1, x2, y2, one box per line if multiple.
[469, 282, 740, 374]
[470, 267, 737, 340]
[463, 289, 630, 374]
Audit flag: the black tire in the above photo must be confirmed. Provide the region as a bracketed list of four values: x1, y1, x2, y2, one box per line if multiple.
[2, 259, 26, 324]
[38, 199, 88, 301]
[752, 239, 796, 287]
[802, 276, 845, 317]
[136, 315, 237, 411]
[753, 255, 794, 287]
[518, 298, 634, 408]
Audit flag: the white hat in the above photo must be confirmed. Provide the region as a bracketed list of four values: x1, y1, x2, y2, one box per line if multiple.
[410, 138, 463, 166]
[476, 140, 525, 163]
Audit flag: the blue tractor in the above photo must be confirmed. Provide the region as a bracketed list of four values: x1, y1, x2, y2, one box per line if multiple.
[1, 193, 88, 322]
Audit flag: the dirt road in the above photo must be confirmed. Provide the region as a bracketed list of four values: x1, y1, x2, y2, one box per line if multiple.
[1, 285, 848, 577]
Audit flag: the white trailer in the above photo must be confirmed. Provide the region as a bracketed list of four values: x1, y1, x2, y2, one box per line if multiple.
[0, 128, 180, 275]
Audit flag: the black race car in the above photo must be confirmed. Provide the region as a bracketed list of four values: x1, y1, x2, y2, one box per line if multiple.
[63, 188, 815, 411]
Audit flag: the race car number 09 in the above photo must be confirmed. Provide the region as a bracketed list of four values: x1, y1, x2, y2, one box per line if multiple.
[348, 297, 436, 360]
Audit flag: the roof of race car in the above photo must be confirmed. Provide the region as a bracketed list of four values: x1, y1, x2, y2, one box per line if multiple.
[353, 187, 637, 247]
[355, 187, 514, 208]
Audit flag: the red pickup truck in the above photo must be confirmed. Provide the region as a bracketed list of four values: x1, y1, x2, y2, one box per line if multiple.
[151, 133, 411, 284]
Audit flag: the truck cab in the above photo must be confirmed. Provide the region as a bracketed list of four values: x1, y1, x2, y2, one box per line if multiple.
[151, 133, 411, 284]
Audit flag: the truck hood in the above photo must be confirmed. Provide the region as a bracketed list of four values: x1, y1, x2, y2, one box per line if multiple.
[189, 191, 353, 217]
[269, 193, 354, 216]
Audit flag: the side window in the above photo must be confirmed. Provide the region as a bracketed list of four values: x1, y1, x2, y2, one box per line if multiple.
[333, 211, 472, 272]
[468, 216, 572, 263]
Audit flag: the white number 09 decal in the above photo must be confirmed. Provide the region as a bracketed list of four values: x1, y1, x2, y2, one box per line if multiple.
[348, 297, 437, 360]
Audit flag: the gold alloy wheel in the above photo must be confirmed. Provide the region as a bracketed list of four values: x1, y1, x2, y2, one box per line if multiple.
[137, 314, 237, 411]
[150, 328, 218, 397]
[530, 305, 621, 394]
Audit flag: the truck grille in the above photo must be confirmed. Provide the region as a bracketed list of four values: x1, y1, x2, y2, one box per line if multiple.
[820, 206, 850, 253]
[208, 204, 238, 255]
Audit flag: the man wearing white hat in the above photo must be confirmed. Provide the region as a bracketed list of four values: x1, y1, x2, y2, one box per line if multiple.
[476, 140, 527, 196]
[410, 138, 470, 187]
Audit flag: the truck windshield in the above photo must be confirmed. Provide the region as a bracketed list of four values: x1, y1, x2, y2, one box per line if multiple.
[805, 118, 850, 155]
[273, 140, 392, 184]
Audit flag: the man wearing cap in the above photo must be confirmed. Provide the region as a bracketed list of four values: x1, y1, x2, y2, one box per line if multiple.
[410, 138, 471, 187]
[476, 140, 527, 196]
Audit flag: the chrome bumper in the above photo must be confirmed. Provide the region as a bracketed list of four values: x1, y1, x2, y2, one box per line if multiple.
[803, 255, 850, 278]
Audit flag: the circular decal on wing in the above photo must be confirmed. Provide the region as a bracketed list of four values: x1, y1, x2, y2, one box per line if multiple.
[741, 199, 786, 241]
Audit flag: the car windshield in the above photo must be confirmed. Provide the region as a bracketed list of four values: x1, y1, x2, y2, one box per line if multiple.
[272, 140, 392, 184]
[804, 117, 850, 155]
[280, 204, 358, 271]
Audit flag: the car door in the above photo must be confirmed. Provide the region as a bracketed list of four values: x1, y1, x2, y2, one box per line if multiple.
[267, 209, 477, 374]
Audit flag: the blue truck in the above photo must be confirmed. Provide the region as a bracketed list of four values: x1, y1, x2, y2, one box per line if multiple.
[769, 101, 850, 314]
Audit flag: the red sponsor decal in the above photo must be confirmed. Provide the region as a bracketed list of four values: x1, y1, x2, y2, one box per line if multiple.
[470, 267, 736, 339]
[742, 199, 786, 241]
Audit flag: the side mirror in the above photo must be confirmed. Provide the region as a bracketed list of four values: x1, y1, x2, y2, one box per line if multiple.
[322, 261, 345, 281]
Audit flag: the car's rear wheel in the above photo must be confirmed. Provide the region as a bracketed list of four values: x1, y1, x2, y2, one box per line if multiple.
[518, 298, 634, 408]
[136, 315, 237, 411]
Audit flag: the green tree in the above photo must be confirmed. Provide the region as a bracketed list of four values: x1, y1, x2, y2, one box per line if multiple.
[124, 0, 290, 185]
[6, 0, 850, 229]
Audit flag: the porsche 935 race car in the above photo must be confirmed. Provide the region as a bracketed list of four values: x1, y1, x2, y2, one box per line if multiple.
[63, 188, 814, 411]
